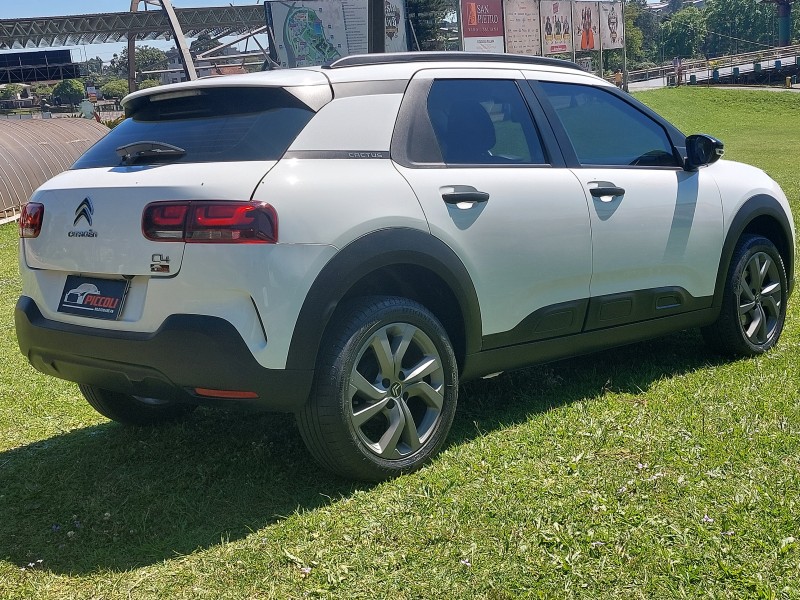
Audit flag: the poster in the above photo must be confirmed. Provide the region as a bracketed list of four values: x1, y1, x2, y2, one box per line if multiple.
[599, 1, 624, 49]
[461, 0, 505, 53]
[572, 1, 599, 51]
[503, 0, 541, 55]
[384, 0, 409, 52]
[342, 0, 369, 55]
[540, 1, 572, 55]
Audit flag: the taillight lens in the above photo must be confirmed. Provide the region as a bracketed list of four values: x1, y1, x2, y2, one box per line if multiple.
[19, 202, 44, 238]
[142, 203, 188, 241]
[143, 201, 277, 243]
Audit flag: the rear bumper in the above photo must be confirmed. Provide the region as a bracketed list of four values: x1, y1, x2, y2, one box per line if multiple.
[15, 296, 313, 412]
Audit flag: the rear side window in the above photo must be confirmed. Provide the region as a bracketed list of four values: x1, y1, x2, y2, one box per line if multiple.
[73, 87, 314, 169]
[539, 82, 678, 167]
[424, 79, 547, 166]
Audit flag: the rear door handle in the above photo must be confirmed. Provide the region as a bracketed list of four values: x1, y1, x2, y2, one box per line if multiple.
[589, 186, 625, 201]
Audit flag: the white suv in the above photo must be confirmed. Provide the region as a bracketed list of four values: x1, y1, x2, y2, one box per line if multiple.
[16, 52, 794, 481]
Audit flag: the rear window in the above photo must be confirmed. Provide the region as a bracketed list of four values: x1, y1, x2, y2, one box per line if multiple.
[72, 87, 315, 169]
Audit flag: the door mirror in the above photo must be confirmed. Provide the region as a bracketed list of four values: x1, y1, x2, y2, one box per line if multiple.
[685, 134, 724, 170]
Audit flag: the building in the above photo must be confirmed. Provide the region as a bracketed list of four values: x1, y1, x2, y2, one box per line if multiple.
[160, 47, 259, 85]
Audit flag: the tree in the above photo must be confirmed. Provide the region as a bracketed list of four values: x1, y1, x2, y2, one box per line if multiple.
[406, 0, 454, 50]
[0, 83, 24, 100]
[661, 7, 707, 59]
[704, 0, 776, 56]
[30, 83, 53, 99]
[100, 79, 129, 99]
[631, 0, 663, 64]
[624, 0, 646, 63]
[138, 79, 162, 90]
[108, 46, 168, 80]
[190, 33, 217, 55]
[52, 79, 85, 105]
[86, 57, 105, 78]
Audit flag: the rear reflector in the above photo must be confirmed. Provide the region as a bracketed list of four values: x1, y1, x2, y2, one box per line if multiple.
[194, 387, 259, 399]
[143, 201, 277, 243]
[19, 202, 44, 238]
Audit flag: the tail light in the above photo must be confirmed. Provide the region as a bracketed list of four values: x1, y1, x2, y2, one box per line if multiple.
[143, 201, 278, 243]
[19, 202, 45, 238]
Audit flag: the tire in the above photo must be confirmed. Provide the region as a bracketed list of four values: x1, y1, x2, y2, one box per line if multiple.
[702, 234, 788, 357]
[79, 384, 196, 426]
[297, 296, 458, 482]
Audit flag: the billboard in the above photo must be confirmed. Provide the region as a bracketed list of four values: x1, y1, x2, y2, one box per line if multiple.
[573, 1, 599, 51]
[503, 0, 541, 55]
[461, 0, 505, 53]
[599, 1, 624, 49]
[384, 0, 409, 53]
[265, 0, 408, 67]
[461, 0, 625, 57]
[541, 1, 572, 55]
[268, 1, 348, 67]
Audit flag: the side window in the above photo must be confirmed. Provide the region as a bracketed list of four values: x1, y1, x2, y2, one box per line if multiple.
[425, 79, 547, 166]
[539, 82, 678, 167]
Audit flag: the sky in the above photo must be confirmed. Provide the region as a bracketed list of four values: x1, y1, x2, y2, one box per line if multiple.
[0, 1, 263, 62]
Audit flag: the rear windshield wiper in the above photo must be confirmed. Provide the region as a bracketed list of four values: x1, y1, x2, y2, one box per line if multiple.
[116, 141, 186, 165]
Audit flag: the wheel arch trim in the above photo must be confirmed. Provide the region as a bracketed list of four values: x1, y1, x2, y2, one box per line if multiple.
[285, 228, 482, 371]
[715, 194, 795, 307]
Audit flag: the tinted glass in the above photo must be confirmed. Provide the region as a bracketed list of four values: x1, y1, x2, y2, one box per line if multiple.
[72, 87, 314, 169]
[539, 82, 678, 167]
[425, 79, 547, 165]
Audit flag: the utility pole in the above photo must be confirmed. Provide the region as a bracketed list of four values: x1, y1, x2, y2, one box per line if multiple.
[760, 0, 793, 47]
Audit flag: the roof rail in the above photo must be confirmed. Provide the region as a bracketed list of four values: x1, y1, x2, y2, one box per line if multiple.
[323, 51, 584, 71]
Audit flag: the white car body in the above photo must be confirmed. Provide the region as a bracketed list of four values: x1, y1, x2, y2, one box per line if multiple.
[15, 52, 794, 479]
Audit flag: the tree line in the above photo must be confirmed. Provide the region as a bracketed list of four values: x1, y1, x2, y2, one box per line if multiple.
[625, 0, 800, 70]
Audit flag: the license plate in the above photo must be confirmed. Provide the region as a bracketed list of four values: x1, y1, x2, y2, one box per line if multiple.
[57, 275, 129, 321]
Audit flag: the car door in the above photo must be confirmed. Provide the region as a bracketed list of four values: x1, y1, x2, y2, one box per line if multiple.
[392, 69, 592, 348]
[531, 79, 723, 330]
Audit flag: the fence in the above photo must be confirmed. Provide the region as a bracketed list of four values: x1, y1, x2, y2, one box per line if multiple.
[628, 43, 800, 84]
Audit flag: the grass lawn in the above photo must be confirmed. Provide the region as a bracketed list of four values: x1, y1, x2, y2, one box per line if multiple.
[1, 87, 800, 598]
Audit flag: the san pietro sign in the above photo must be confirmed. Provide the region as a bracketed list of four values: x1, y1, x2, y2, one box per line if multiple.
[461, 0, 505, 53]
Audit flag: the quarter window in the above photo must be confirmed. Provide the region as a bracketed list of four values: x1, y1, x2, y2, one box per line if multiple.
[539, 82, 678, 167]
[425, 79, 547, 166]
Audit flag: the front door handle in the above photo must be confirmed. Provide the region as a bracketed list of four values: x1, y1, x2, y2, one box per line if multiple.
[441, 186, 490, 205]
[589, 186, 625, 201]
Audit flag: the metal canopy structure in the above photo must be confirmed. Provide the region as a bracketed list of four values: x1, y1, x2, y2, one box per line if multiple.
[0, 118, 109, 223]
[0, 5, 265, 49]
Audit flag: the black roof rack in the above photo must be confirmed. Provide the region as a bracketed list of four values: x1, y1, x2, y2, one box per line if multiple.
[323, 51, 584, 71]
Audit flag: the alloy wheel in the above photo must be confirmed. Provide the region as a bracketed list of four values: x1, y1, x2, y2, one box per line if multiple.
[347, 322, 445, 459]
[738, 251, 782, 345]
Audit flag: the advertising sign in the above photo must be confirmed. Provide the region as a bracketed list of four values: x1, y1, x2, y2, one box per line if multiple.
[503, 0, 541, 55]
[384, 0, 409, 52]
[540, 1, 572, 55]
[599, 1, 624, 49]
[461, 0, 505, 53]
[573, 1, 599, 51]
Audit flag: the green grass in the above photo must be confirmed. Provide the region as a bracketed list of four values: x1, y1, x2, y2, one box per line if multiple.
[2, 88, 800, 598]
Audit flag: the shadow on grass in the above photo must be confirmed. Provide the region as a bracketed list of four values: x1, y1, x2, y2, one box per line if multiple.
[0, 329, 725, 575]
